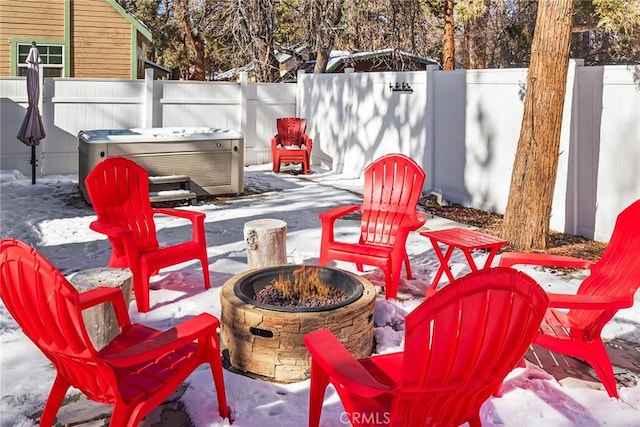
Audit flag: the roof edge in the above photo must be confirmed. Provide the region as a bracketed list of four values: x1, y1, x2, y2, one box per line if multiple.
[106, 0, 152, 41]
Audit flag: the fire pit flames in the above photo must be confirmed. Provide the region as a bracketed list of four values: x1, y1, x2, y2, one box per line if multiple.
[255, 265, 346, 309]
[221, 265, 376, 382]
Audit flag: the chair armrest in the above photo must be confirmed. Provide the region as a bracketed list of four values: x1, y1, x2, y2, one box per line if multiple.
[303, 135, 312, 151]
[103, 313, 220, 367]
[319, 205, 361, 244]
[546, 293, 633, 310]
[387, 213, 427, 244]
[407, 212, 427, 231]
[271, 136, 279, 150]
[319, 205, 361, 222]
[79, 287, 131, 328]
[89, 220, 139, 262]
[498, 252, 594, 270]
[89, 220, 133, 239]
[304, 329, 395, 398]
[152, 207, 205, 222]
[152, 208, 206, 242]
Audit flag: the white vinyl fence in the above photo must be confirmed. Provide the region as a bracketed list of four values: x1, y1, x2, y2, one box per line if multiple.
[0, 69, 296, 175]
[1, 62, 639, 241]
[299, 61, 640, 242]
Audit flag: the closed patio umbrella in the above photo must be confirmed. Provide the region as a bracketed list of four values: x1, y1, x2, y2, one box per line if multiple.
[17, 42, 46, 184]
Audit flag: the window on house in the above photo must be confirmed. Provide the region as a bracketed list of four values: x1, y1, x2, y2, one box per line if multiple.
[17, 43, 64, 77]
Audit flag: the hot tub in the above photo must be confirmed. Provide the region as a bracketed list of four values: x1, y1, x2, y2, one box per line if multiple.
[78, 127, 244, 202]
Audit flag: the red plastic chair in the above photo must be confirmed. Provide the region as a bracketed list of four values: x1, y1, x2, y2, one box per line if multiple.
[499, 199, 640, 398]
[319, 153, 426, 300]
[271, 117, 313, 174]
[85, 156, 210, 313]
[0, 238, 230, 427]
[304, 267, 549, 427]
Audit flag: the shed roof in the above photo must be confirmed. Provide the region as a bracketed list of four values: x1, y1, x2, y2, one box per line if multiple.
[325, 48, 440, 72]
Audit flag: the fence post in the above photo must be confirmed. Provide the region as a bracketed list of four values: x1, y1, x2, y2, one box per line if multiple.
[144, 68, 154, 128]
[344, 68, 355, 176]
[560, 59, 584, 234]
[240, 71, 248, 147]
[296, 69, 305, 116]
[557, 58, 585, 235]
[425, 64, 438, 191]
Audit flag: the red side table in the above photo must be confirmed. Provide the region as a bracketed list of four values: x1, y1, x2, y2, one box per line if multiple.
[420, 228, 508, 297]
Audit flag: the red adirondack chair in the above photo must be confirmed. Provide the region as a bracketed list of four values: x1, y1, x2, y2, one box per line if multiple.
[271, 117, 313, 174]
[499, 199, 640, 398]
[85, 156, 210, 313]
[304, 267, 549, 427]
[319, 153, 426, 300]
[0, 239, 230, 427]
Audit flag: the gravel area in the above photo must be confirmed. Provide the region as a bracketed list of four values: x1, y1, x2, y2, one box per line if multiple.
[421, 198, 607, 262]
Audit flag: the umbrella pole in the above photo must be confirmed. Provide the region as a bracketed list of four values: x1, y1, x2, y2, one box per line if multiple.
[31, 146, 36, 185]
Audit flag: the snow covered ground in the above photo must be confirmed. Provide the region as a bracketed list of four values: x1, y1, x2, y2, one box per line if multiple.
[1, 165, 638, 426]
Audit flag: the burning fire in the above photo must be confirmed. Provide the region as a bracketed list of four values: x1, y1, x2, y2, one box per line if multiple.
[271, 265, 331, 302]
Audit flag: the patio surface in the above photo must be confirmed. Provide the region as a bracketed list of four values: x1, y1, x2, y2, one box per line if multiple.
[48, 339, 639, 426]
[7, 165, 637, 426]
[43, 168, 639, 427]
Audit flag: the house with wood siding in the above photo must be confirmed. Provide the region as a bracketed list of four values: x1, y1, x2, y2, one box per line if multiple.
[0, 0, 151, 78]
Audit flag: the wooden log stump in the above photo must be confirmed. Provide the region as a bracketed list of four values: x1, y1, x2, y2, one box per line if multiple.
[69, 267, 133, 350]
[244, 219, 287, 268]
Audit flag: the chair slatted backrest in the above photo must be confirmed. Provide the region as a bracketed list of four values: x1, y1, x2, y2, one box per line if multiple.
[85, 157, 159, 252]
[361, 154, 425, 247]
[276, 117, 307, 147]
[572, 199, 640, 330]
[395, 268, 548, 426]
[0, 239, 118, 402]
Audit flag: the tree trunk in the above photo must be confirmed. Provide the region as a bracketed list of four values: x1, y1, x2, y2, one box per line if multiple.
[346, 0, 359, 51]
[176, 0, 206, 80]
[464, 14, 487, 69]
[182, 21, 206, 80]
[310, 0, 345, 73]
[314, 49, 331, 74]
[502, 0, 575, 251]
[442, 0, 455, 70]
[236, 0, 280, 82]
[252, 1, 280, 82]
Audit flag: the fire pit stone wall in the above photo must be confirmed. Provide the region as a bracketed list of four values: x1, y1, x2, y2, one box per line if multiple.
[220, 266, 376, 383]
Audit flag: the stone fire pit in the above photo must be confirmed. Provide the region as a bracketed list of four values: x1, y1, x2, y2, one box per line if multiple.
[220, 265, 376, 383]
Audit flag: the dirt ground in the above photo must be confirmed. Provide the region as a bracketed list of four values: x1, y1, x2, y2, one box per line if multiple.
[421, 198, 607, 262]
